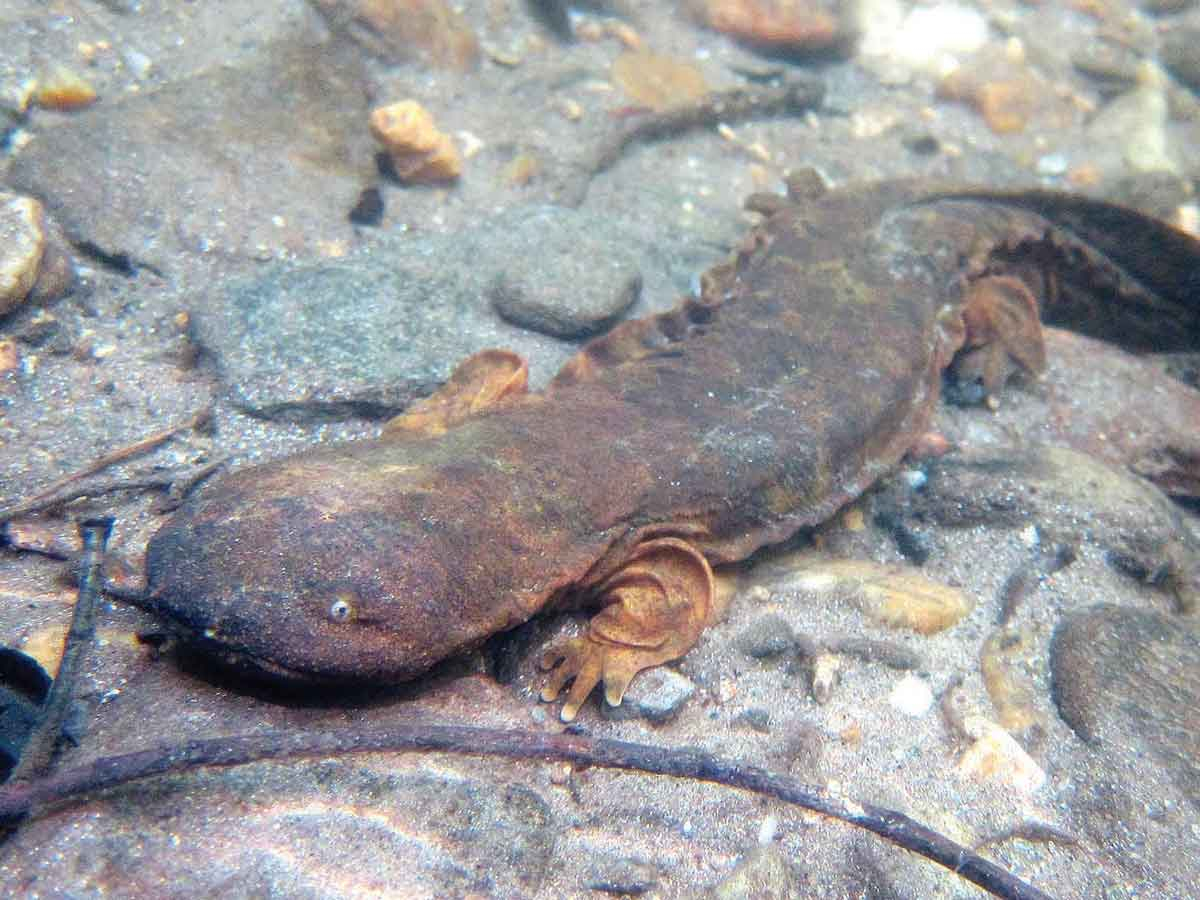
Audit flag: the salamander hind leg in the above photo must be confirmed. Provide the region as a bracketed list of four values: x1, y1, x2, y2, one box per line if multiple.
[949, 274, 1047, 407]
[540, 537, 715, 722]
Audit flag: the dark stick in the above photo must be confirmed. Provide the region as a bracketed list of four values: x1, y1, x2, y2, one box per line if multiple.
[8, 518, 113, 782]
[0, 723, 1053, 900]
[0, 410, 213, 524]
[0, 458, 223, 525]
[559, 78, 825, 207]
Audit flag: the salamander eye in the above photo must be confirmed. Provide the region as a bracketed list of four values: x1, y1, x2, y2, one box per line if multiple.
[328, 596, 354, 623]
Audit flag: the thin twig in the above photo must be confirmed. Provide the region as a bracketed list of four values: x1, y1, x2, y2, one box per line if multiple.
[8, 519, 113, 782]
[0, 723, 1053, 900]
[0, 409, 211, 523]
[559, 78, 825, 207]
[0, 459, 224, 525]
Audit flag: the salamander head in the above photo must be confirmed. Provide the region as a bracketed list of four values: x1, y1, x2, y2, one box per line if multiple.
[143, 460, 476, 684]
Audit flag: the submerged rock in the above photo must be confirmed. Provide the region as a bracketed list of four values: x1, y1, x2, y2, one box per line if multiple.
[0, 193, 73, 316]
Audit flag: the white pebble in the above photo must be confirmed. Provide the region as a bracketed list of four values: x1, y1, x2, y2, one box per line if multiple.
[889, 674, 934, 717]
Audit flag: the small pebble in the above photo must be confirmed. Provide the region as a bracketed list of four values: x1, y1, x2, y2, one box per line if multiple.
[889, 674, 934, 717]
[744, 585, 772, 603]
[601, 667, 696, 723]
[980, 627, 1044, 737]
[1035, 153, 1069, 177]
[957, 715, 1046, 794]
[369, 100, 461, 183]
[811, 652, 839, 704]
[0, 193, 74, 315]
[348, 187, 384, 226]
[1086, 62, 1177, 174]
[738, 707, 772, 732]
[793, 559, 973, 634]
[758, 814, 778, 845]
[0, 339, 17, 374]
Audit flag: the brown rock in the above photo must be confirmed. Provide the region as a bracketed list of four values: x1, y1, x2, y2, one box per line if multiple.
[0, 339, 17, 375]
[309, 0, 478, 69]
[957, 716, 1046, 794]
[973, 79, 1034, 134]
[690, 0, 845, 54]
[370, 100, 462, 183]
[980, 627, 1045, 738]
[939, 71, 1035, 134]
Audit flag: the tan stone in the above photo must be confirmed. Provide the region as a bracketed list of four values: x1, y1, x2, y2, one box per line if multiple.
[369, 100, 461, 183]
[957, 715, 1046, 794]
[980, 627, 1045, 736]
[791, 558, 974, 635]
[0, 194, 74, 316]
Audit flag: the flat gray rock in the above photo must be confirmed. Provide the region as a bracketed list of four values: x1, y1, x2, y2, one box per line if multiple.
[485, 206, 642, 338]
[600, 666, 697, 723]
[5, 36, 374, 266]
[194, 253, 549, 421]
[195, 206, 670, 421]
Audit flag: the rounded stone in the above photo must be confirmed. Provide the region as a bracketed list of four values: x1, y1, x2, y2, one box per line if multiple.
[0, 194, 46, 316]
[487, 206, 642, 339]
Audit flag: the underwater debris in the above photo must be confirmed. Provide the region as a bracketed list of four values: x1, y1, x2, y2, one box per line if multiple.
[369, 100, 462, 184]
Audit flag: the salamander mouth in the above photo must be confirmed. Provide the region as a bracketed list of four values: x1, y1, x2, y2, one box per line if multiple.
[163, 622, 355, 689]
[142, 601, 337, 687]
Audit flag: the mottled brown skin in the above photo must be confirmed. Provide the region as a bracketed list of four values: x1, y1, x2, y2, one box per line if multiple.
[146, 178, 1200, 720]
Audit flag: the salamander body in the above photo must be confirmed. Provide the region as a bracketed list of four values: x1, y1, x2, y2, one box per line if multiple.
[145, 178, 1200, 719]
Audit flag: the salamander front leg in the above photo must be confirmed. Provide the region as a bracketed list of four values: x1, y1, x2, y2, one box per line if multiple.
[539, 537, 715, 722]
[951, 274, 1047, 405]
